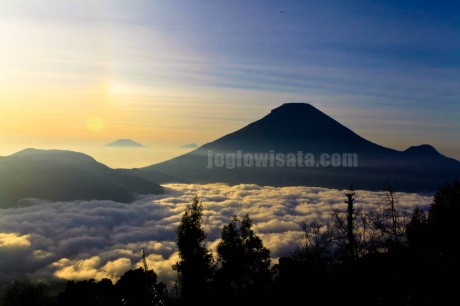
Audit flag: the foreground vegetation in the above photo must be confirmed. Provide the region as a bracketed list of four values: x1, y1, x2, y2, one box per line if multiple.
[2, 180, 459, 306]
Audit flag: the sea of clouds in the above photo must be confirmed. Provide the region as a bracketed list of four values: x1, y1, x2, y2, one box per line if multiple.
[0, 183, 433, 285]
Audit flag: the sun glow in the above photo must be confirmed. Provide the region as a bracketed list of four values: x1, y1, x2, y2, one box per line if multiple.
[85, 116, 105, 132]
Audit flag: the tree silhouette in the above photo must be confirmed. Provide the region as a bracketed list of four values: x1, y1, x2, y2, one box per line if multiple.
[367, 183, 409, 254]
[58, 278, 110, 306]
[173, 195, 214, 304]
[330, 185, 364, 262]
[57, 250, 167, 306]
[116, 268, 167, 306]
[406, 206, 428, 252]
[96, 278, 119, 306]
[273, 220, 334, 304]
[416, 180, 460, 305]
[345, 188, 357, 263]
[274, 185, 418, 305]
[2, 277, 50, 306]
[214, 215, 271, 302]
[427, 179, 460, 261]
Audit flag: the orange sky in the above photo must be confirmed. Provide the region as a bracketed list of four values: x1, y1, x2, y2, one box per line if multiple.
[1, 1, 459, 167]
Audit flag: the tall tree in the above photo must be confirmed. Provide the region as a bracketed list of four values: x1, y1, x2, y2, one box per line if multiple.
[368, 183, 409, 253]
[331, 185, 362, 263]
[215, 215, 271, 301]
[173, 195, 213, 304]
[345, 189, 357, 263]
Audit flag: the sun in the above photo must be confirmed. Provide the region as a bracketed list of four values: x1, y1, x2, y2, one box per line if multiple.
[85, 116, 105, 132]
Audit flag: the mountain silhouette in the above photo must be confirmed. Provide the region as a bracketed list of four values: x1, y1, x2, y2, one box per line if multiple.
[0, 149, 162, 208]
[105, 139, 145, 147]
[141, 103, 460, 191]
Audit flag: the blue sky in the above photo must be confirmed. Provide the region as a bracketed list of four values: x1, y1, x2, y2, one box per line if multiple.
[1, 0, 459, 164]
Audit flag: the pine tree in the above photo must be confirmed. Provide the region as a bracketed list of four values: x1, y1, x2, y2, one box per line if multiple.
[173, 195, 213, 304]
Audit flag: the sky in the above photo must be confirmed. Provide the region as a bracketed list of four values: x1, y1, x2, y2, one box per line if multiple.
[1, 0, 459, 167]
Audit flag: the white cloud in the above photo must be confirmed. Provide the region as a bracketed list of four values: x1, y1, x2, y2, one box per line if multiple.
[52, 257, 102, 281]
[0, 233, 31, 248]
[254, 220, 301, 234]
[0, 184, 433, 285]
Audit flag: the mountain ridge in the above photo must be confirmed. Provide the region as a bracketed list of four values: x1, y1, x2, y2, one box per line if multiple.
[141, 103, 459, 191]
[0, 149, 162, 208]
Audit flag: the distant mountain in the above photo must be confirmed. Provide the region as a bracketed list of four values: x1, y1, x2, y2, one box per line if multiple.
[105, 139, 145, 147]
[0, 149, 162, 208]
[141, 103, 460, 191]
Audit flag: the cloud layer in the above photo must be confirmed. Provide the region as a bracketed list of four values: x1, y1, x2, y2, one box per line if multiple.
[0, 184, 433, 285]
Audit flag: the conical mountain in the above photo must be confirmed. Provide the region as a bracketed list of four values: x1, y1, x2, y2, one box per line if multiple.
[105, 139, 145, 147]
[201, 103, 392, 155]
[141, 103, 459, 191]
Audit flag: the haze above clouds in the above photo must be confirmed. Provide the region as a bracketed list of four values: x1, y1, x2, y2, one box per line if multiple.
[0, 183, 432, 285]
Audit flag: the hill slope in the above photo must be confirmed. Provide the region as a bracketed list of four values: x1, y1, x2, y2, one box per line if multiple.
[0, 149, 162, 208]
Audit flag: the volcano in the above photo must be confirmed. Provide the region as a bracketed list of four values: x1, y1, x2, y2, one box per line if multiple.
[105, 139, 145, 147]
[141, 103, 460, 191]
